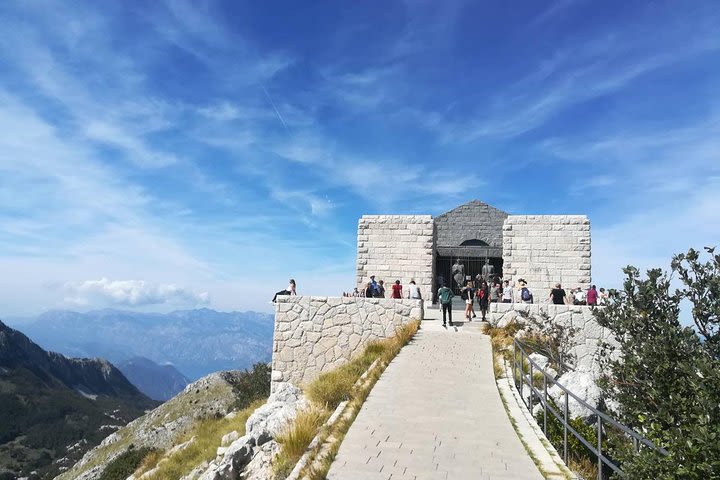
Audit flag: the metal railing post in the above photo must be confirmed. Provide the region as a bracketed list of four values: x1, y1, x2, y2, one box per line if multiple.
[529, 362, 534, 411]
[543, 373, 547, 435]
[597, 417, 603, 480]
[564, 391, 569, 464]
[519, 347, 524, 405]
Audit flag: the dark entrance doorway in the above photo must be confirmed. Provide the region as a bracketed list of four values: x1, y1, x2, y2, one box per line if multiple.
[435, 255, 503, 295]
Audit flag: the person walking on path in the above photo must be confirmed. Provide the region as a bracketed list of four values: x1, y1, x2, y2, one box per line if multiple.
[549, 283, 569, 305]
[461, 281, 475, 321]
[502, 280, 513, 303]
[391, 279, 403, 299]
[476, 280, 490, 321]
[407, 280, 422, 300]
[586, 285, 598, 306]
[438, 283, 454, 327]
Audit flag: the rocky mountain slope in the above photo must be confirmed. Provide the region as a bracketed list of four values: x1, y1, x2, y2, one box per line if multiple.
[0, 320, 156, 480]
[118, 357, 190, 401]
[9, 308, 274, 380]
[56, 369, 272, 480]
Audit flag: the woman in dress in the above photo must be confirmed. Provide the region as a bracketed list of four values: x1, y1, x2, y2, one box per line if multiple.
[391, 280, 403, 299]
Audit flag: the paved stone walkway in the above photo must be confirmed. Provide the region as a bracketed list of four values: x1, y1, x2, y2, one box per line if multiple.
[327, 308, 544, 480]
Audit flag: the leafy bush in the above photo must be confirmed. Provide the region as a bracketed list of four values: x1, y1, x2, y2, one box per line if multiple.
[98, 447, 155, 480]
[230, 362, 272, 410]
[594, 247, 720, 479]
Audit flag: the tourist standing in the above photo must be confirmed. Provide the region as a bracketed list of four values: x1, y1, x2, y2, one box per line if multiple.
[377, 280, 386, 298]
[502, 280, 514, 303]
[391, 280, 403, 299]
[586, 285, 598, 306]
[364, 282, 374, 298]
[489, 281, 500, 303]
[369, 275, 379, 297]
[476, 280, 490, 321]
[408, 280, 422, 300]
[462, 281, 474, 321]
[549, 283, 568, 305]
[598, 287, 608, 305]
[574, 288, 586, 305]
[519, 279, 533, 304]
[438, 283, 454, 327]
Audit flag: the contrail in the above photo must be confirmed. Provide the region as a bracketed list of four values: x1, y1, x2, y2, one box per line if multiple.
[260, 83, 291, 136]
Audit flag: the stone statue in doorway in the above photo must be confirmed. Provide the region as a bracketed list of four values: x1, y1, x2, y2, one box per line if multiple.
[452, 259, 465, 289]
[481, 259, 495, 283]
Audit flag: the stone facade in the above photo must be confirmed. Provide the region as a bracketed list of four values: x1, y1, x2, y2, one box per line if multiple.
[435, 200, 508, 249]
[502, 215, 591, 300]
[271, 296, 423, 391]
[356, 215, 435, 302]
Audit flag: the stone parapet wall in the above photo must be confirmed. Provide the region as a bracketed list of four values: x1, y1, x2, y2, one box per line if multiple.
[489, 303, 615, 376]
[502, 215, 591, 300]
[356, 215, 434, 301]
[272, 296, 423, 391]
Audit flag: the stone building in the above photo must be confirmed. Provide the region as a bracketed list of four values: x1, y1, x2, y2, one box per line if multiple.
[356, 200, 591, 302]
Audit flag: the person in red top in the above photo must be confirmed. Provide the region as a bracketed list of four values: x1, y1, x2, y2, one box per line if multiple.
[586, 285, 599, 306]
[391, 280, 403, 299]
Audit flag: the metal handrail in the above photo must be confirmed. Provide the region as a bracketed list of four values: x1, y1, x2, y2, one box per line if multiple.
[512, 338, 668, 480]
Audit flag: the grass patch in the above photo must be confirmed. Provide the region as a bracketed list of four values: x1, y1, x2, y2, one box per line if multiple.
[272, 407, 330, 479]
[141, 398, 265, 480]
[273, 319, 421, 480]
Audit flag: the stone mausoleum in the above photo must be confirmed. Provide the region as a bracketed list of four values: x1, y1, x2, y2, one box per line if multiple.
[356, 200, 591, 302]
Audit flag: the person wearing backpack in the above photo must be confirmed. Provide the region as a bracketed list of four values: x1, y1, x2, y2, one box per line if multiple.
[437, 283, 454, 327]
[519, 279, 534, 304]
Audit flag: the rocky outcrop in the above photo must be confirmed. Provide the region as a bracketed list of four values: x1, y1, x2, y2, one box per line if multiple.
[57, 371, 255, 480]
[186, 383, 307, 480]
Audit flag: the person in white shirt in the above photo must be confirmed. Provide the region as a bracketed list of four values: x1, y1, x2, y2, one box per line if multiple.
[574, 288, 586, 305]
[502, 280, 514, 303]
[407, 280, 422, 299]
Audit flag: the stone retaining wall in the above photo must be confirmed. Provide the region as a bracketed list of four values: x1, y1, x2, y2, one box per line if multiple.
[272, 296, 423, 391]
[489, 302, 614, 375]
[356, 215, 435, 302]
[502, 215, 591, 300]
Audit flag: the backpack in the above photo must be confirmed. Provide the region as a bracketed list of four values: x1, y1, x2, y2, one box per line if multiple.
[521, 287, 531, 301]
[439, 287, 453, 305]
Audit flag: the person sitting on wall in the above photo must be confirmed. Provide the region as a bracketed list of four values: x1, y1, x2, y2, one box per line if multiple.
[573, 287, 586, 305]
[549, 283, 569, 305]
[391, 279, 403, 299]
[272, 279, 297, 303]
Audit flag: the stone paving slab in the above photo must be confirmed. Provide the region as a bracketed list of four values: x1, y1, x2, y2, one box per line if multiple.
[327, 309, 544, 480]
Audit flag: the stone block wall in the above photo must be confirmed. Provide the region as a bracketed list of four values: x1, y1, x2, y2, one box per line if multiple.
[489, 303, 615, 376]
[356, 215, 435, 301]
[434, 200, 508, 248]
[502, 215, 591, 300]
[272, 296, 423, 391]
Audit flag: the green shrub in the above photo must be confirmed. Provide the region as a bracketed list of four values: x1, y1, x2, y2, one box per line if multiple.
[98, 447, 155, 480]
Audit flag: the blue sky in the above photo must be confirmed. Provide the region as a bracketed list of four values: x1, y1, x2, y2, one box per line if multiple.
[1, 0, 719, 316]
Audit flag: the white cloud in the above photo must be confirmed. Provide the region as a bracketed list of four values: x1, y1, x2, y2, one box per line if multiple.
[62, 278, 209, 307]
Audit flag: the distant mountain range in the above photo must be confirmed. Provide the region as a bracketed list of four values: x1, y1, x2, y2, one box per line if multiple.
[117, 357, 190, 401]
[0, 320, 156, 479]
[7, 308, 275, 381]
